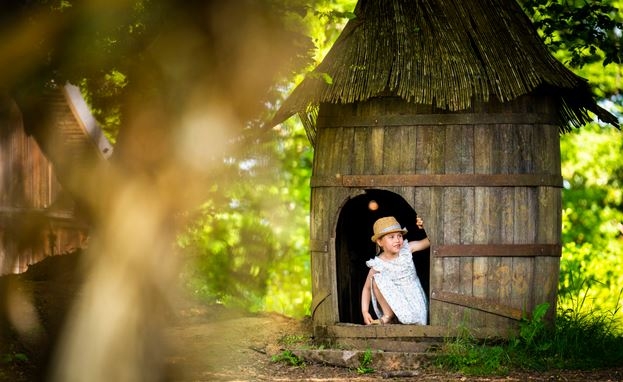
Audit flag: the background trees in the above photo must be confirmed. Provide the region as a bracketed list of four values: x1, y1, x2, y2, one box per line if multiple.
[522, 0, 623, 316]
[1, 0, 621, 326]
[180, 0, 623, 319]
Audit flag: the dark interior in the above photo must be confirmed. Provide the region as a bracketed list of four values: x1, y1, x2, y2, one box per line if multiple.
[335, 189, 430, 324]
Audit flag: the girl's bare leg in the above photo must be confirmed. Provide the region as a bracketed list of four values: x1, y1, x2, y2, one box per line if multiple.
[371, 280, 395, 323]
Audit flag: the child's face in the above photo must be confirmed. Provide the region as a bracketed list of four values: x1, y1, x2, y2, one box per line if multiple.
[376, 232, 404, 255]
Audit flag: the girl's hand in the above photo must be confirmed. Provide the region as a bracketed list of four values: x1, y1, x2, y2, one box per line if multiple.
[362, 311, 375, 325]
[416, 217, 425, 230]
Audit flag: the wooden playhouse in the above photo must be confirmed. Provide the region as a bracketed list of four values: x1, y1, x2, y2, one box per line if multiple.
[271, 0, 619, 350]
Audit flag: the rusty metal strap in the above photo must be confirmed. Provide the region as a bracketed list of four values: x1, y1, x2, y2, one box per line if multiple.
[311, 290, 331, 320]
[433, 244, 562, 257]
[319, 113, 559, 127]
[311, 174, 563, 188]
[431, 290, 524, 321]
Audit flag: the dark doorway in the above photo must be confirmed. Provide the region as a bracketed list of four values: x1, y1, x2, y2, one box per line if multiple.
[335, 189, 430, 324]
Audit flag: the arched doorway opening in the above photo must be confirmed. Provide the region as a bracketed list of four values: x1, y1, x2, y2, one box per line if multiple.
[335, 189, 430, 324]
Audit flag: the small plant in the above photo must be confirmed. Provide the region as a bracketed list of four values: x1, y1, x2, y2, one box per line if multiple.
[278, 334, 308, 347]
[271, 350, 304, 367]
[0, 349, 29, 365]
[519, 303, 550, 348]
[356, 348, 375, 374]
[434, 334, 508, 376]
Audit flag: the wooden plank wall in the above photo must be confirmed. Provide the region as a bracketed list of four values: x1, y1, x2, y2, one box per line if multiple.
[0, 95, 88, 275]
[312, 95, 562, 333]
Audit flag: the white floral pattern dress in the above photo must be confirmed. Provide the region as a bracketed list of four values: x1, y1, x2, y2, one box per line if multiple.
[366, 240, 428, 324]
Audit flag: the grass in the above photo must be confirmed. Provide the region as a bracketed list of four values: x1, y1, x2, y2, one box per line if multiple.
[433, 289, 623, 376]
[271, 350, 305, 367]
[356, 348, 374, 374]
[0, 352, 29, 364]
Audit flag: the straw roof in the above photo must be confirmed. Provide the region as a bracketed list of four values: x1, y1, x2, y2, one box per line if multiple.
[272, 0, 619, 145]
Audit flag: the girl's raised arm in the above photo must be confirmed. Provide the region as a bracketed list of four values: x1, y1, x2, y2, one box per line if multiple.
[408, 217, 430, 253]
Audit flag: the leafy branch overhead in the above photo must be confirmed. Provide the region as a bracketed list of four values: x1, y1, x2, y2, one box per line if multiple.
[520, 0, 623, 67]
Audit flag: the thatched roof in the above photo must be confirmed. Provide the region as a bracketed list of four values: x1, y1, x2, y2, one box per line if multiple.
[272, 0, 619, 145]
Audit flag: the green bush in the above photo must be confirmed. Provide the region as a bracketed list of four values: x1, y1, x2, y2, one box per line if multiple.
[434, 298, 623, 375]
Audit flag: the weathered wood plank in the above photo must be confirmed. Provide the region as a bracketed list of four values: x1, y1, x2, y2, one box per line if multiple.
[432, 244, 562, 257]
[310, 173, 563, 187]
[458, 126, 475, 308]
[534, 185, 562, 320]
[320, 113, 560, 127]
[442, 125, 464, 325]
[429, 126, 447, 325]
[512, 182, 535, 312]
[310, 188, 333, 325]
[367, 127, 384, 174]
[485, 126, 505, 329]
[431, 290, 524, 320]
[323, 322, 513, 340]
[471, 125, 492, 327]
[352, 127, 368, 175]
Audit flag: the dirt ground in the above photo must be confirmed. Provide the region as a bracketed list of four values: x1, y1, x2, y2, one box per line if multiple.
[1, 253, 622, 381]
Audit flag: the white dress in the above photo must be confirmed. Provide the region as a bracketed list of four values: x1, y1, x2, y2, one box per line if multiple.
[366, 240, 428, 324]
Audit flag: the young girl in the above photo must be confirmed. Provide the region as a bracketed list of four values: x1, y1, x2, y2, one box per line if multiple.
[361, 216, 429, 325]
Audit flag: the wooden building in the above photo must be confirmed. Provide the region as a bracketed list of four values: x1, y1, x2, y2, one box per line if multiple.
[271, 0, 619, 349]
[0, 84, 113, 275]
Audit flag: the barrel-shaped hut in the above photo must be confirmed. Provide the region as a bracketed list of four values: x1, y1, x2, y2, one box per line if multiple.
[272, 0, 618, 349]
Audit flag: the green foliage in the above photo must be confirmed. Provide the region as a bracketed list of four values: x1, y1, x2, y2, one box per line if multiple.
[356, 348, 375, 374]
[519, 0, 623, 67]
[517, 303, 551, 352]
[435, 299, 623, 375]
[177, 1, 357, 319]
[271, 350, 305, 367]
[559, 123, 623, 319]
[434, 330, 508, 375]
[177, 118, 314, 317]
[549, 287, 623, 369]
[178, 201, 278, 310]
[278, 334, 309, 347]
[507, 293, 623, 370]
[0, 351, 29, 365]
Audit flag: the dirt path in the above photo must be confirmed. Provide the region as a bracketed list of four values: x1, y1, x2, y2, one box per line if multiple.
[164, 303, 623, 382]
[2, 253, 623, 381]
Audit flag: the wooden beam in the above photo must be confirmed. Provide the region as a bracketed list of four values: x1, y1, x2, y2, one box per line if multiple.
[431, 290, 524, 320]
[432, 244, 562, 257]
[319, 323, 514, 340]
[311, 174, 563, 188]
[319, 113, 559, 127]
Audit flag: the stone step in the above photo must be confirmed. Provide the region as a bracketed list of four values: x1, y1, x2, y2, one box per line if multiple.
[291, 348, 435, 374]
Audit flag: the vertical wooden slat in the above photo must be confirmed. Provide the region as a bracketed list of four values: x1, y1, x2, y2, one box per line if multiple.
[335, 126, 356, 321]
[428, 125, 447, 325]
[534, 125, 561, 320]
[458, 126, 475, 319]
[470, 124, 490, 326]
[310, 125, 340, 325]
[496, 124, 516, 329]
[486, 126, 506, 329]
[442, 124, 464, 325]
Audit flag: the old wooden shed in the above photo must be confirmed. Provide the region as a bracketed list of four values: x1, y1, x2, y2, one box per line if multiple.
[0, 84, 113, 274]
[272, 0, 619, 349]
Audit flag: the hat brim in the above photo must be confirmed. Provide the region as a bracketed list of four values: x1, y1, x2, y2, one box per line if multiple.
[371, 228, 408, 242]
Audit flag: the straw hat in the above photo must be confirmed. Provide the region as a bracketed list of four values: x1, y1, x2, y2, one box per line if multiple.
[370, 216, 408, 242]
